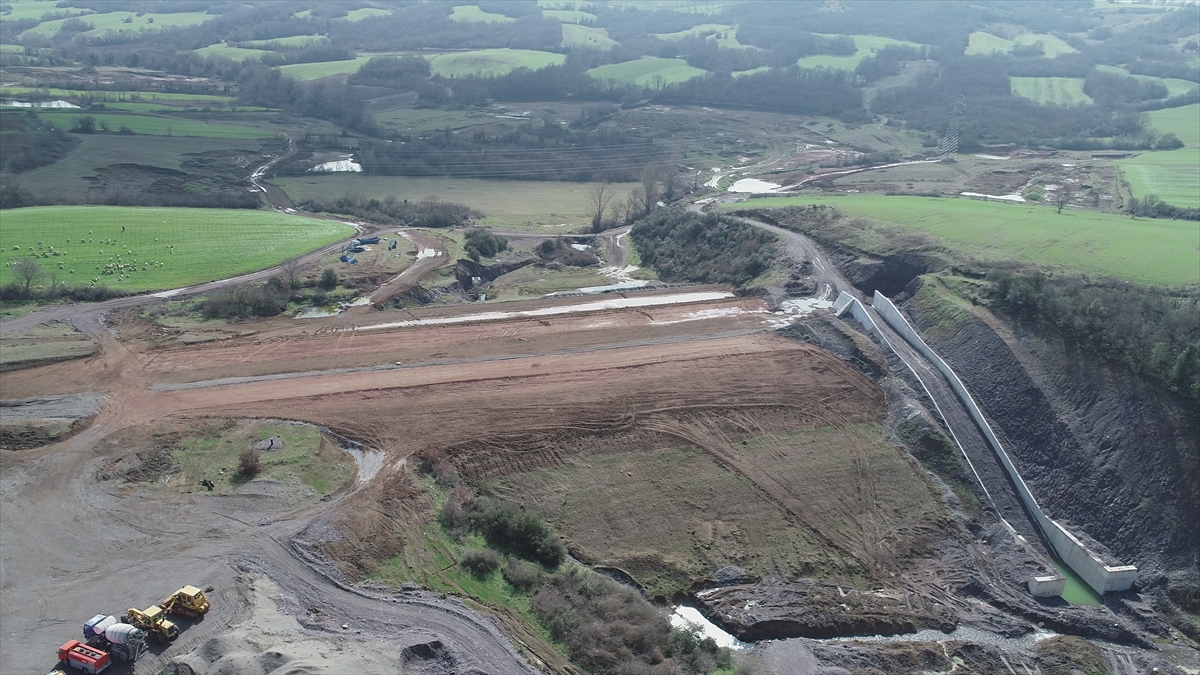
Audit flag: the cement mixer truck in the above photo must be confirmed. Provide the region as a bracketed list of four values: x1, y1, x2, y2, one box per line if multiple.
[83, 614, 148, 663]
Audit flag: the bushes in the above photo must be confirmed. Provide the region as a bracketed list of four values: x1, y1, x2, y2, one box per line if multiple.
[631, 210, 777, 287]
[536, 237, 599, 267]
[460, 548, 501, 579]
[298, 194, 480, 229]
[464, 228, 509, 262]
[237, 448, 261, 477]
[200, 282, 289, 319]
[319, 268, 338, 290]
[469, 498, 566, 568]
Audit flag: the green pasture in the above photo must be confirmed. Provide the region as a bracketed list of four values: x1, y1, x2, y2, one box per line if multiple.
[1118, 104, 1200, 208]
[449, 5, 515, 23]
[1, 87, 234, 105]
[242, 35, 329, 48]
[1094, 65, 1199, 97]
[797, 34, 923, 71]
[1010, 77, 1092, 105]
[34, 110, 274, 138]
[733, 66, 770, 77]
[93, 102, 273, 113]
[656, 22, 757, 49]
[195, 43, 270, 62]
[562, 24, 618, 50]
[342, 8, 392, 21]
[966, 32, 1077, 57]
[0, 207, 355, 293]
[276, 174, 637, 231]
[2, 0, 85, 20]
[543, 9, 596, 23]
[729, 195, 1200, 286]
[430, 49, 565, 77]
[279, 56, 378, 80]
[587, 57, 708, 86]
[23, 11, 212, 38]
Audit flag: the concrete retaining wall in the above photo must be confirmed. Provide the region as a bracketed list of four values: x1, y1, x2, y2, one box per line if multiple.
[871, 291, 1135, 595]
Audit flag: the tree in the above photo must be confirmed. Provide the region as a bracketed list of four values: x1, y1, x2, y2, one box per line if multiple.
[319, 268, 338, 290]
[238, 448, 261, 477]
[1056, 184, 1074, 213]
[636, 165, 662, 218]
[280, 258, 301, 290]
[11, 258, 45, 293]
[588, 182, 615, 233]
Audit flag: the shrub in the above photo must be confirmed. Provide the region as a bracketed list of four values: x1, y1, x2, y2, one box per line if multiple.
[459, 548, 501, 579]
[502, 558, 545, 592]
[238, 448, 261, 477]
[464, 227, 509, 262]
[468, 499, 565, 568]
[319, 268, 338, 290]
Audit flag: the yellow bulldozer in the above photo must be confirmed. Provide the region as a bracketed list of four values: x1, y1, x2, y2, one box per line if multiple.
[125, 605, 178, 643]
[159, 585, 210, 620]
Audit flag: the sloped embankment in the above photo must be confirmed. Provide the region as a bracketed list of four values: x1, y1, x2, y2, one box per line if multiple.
[900, 278, 1200, 576]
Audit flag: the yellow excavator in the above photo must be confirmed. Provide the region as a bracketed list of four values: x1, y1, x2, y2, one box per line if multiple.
[125, 605, 178, 643]
[159, 585, 211, 620]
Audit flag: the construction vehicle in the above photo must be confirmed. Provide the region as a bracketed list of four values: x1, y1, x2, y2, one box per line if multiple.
[57, 640, 110, 674]
[125, 605, 178, 643]
[81, 614, 149, 663]
[160, 585, 210, 620]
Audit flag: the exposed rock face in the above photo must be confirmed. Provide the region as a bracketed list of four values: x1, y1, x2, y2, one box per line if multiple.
[693, 578, 957, 641]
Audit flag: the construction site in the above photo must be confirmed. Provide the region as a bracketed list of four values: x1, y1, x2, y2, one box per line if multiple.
[3, 191, 1196, 675]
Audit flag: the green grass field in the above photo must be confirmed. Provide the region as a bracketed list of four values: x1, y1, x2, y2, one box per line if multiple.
[430, 49, 565, 77]
[1, 87, 235, 105]
[729, 195, 1199, 286]
[194, 43, 270, 61]
[542, 8, 596, 23]
[0, 206, 355, 292]
[1118, 104, 1200, 208]
[278, 56, 380, 80]
[22, 11, 212, 38]
[343, 8, 391, 21]
[1094, 65, 1199, 98]
[242, 35, 329, 48]
[1010, 77, 1092, 105]
[796, 34, 923, 71]
[587, 57, 708, 85]
[449, 5, 515, 23]
[34, 110, 274, 138]
[561, 24, 618, 49]
[275, 174, 637, 231]
[966, 31, 1077, 57]
[3, 0, 86, 20]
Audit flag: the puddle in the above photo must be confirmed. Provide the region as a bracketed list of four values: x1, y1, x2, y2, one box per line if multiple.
[573, 280, 649, 294]
[309, 159, 362, 172]
[972, 154, 1009, 160]
[1051, 560, 1103, 606]
[570, 243, 591, 251]
[818, 624, 1058, 651]
[961, 191, 1026, 203]
[671, 606, 751, 650]
[728, 178, 782, 194]
[355, 291, 736, 331]
[295, 305, 342, 319]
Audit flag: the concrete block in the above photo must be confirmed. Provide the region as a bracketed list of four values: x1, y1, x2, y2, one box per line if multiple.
[1029, 575, 1066, 598]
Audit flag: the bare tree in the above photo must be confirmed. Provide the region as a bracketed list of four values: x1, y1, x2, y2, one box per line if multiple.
[280, 257, 302, 290]
[588, 182, 615, 233]
[636, 165, 662, 218]
[1056, 184, 1074, 213]
[11, 258, 45, 294]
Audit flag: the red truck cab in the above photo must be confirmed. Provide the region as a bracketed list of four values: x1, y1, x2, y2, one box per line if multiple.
[57, 640, 111, 674]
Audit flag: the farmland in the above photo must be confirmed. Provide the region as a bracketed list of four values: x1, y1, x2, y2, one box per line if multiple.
[1010, 77, 1092, 105]
[966, 31, 1077, 57]
[194, 44, 271, 62]
[275, 174, 638, 231]
[543, 8, 596, 23]
[342, 8, 391, 21]
[731, 195, 1200, 286]
[279, 56, 378, 80]
[22, 11, 213, 38]
[1, 88, 236, 105]
[796, 34, 923, 70]
[449, 5, 515, 23]
[33, 110, 274, 138]
[1119, 104, 1200, 209]
[429, 49, 565, 77]
[561, 24, 618, 50]
[242, 35, 329, 48]
[1094, 65, 1198, 98]
[587, 57, 708, 86]
[0, 206, 354, 292]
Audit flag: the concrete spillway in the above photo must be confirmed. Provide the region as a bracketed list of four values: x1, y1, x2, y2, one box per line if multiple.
[835, 290, 1136, 596]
